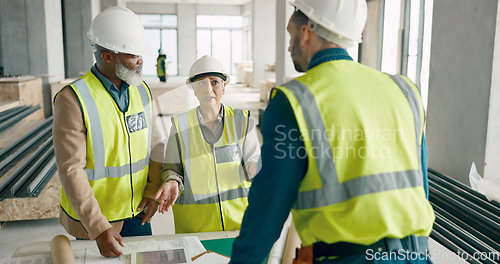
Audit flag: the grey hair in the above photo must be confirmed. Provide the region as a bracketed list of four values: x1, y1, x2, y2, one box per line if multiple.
[93, 45, 107, 65]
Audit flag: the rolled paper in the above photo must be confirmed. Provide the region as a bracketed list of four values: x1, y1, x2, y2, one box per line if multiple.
[50, 234, 75, 264]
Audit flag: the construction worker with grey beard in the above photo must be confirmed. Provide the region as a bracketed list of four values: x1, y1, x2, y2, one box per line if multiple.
[53, 6, 161, 258]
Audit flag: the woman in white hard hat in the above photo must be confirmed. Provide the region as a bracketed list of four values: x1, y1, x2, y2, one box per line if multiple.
[152, 56, 261, 233]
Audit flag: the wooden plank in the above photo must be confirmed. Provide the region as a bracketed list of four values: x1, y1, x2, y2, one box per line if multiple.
[0, 76, 44, 120]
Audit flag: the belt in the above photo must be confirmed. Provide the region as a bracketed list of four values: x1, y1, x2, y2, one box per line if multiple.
[313, 235, 429, 259]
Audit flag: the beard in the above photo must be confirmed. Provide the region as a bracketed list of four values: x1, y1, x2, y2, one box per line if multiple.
[115, 60, 143, 86]
[290, 36, 306, 73]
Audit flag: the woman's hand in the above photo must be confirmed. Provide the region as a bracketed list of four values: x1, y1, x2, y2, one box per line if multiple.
[155, 180, 179, 213]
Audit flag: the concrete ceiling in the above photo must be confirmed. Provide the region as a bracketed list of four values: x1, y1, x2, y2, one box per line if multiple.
[126, 0, 251, 5]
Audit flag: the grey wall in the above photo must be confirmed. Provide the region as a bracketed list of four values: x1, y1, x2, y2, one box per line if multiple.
[43, 0, 66, 83]
[0, 0, 30, 76]
[127, 2, 176, 14]
[275, 0, 296, 85]
[0, 0, 65, 117]
[426, 0, 499, 184]
[361, 0, 383, 70]
[63, 0, 99, 78]
[484, 2, 500, 179]
[252, 0, 276, 88]
[0, 22, 2, 75]
[177, 4, 197, 76]
[101, 0, 127, 11]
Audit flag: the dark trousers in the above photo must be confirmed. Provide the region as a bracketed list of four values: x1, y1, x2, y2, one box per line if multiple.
[313, 236, 433, 264]
[120, 213, 152, 237]
[76, 214, 152, 240]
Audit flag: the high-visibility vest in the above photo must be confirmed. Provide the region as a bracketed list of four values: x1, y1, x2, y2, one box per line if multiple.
[157, 56, 166, 77]
[172, 105, 251, 233]
[274, 60, 435, 246]
[59, 70, 152, 222]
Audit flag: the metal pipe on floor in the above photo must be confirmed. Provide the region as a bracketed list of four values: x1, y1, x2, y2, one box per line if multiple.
[429, 185, 499, 240]
[0, 116, 53, 162]
[0, 106, 25, 117]
[434, 210, 497, 255]
[0, 137, 53, 198]
[0, 106, 29, 123]
[432, 222, 496, 264]
[429, 168, 500, 208]
[0, 105, 41, 133]
[0, 124, 52, 177]
[430, 229, 482, 264]
[429, 180, 499, 225]
[28, 155, 56, 196]
[429, 172, 500, 212]
[429, 169, 500, 263]
[11, 145, 54, 196]
[430, 201, 499, 251]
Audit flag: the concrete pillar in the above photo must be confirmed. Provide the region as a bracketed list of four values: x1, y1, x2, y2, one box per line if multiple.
[484, 2, 500, 180]
[252, 0, 276, 88]
[177, 4, 197, 76]
[0, 0, 65, 117]
[101, 0, 127, 11]
[275, 0, 296, 86]
[0, 27, 2, 75]
[62, 0, 100, 78]
[360, 0, 384, 70]
[426, 0, 500, 184]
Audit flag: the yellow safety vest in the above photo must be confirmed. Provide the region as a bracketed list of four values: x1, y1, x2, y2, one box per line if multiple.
[172, 105, 251, 233]
[157, 56, 166, 77]
[59, 70, 152, 222]
[274, 60, 435, 246]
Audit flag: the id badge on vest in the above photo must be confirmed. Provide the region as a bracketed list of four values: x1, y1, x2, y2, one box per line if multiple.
[126, 111, 148, 133]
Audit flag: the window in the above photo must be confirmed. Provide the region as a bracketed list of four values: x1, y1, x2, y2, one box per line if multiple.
[379, 0, 433, 110]
[401, 0, 433, 110]
[380, 0, 402, 75]
[138, 14, 178, 76]
[196, 15, 247, 74]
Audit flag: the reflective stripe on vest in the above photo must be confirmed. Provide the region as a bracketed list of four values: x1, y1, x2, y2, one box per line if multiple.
[283, 77, 423, 210]
[175, 108, 249, 205]
[73, 79, 151, 181]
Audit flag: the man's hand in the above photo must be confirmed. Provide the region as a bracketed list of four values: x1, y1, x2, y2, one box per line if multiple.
[96, 227, 125, 257]
[155, 180, 179, 214]
[137, 197, 159, 225]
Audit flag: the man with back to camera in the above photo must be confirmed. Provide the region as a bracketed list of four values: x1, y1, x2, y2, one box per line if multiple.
[229, 0, 435, 263]
[53, 6, 161, 257]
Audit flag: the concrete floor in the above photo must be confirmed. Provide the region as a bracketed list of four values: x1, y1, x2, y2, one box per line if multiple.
[0, 76, 466, 263]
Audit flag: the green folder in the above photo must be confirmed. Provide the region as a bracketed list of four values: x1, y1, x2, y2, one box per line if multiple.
[200, 237, 236, 257]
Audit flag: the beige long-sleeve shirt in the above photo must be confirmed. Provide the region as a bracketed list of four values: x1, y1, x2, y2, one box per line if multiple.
[53, 86, 161, 240]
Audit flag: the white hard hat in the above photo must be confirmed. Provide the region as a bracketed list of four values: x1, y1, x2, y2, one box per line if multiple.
[186, 56, 230, 87]
[158, 48, 166, 55]
[289, 0, 367, 48]
[87, 6, 151, 56]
